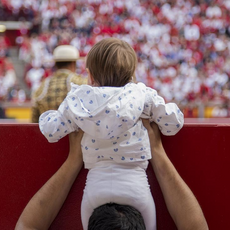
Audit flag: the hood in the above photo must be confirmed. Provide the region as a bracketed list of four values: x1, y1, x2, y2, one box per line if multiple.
[66, 83, 146, 139]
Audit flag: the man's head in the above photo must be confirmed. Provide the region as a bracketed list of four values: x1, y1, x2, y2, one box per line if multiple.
[88, 203, 146, 230]
[53, 45, 79, 71]
[86, 37, 137, 87]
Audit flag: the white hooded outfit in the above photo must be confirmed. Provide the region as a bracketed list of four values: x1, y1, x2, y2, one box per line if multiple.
[39, 82, 184, 230]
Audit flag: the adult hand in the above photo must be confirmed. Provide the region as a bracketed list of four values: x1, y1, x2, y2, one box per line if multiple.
[142, 119, 163, 153]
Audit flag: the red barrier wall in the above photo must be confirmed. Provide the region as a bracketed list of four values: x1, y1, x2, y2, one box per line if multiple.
[0, 123, 229, 230]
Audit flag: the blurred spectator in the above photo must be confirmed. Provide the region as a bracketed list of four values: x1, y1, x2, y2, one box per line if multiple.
[206, 2, 222, 18]
[0, 0, 229, 118]
[212, 104, 228, 118]
[0, 25, 11, 57]
[25, 60, 45, 92]
[184, 23, 200, 41]
[0, 57, 17, 101]
[18, 36, 31, 62]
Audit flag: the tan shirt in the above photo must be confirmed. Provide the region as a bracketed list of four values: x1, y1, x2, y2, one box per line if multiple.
[31, 69, 87, 123]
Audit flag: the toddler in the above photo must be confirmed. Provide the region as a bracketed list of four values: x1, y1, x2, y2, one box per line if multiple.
[39, 38, 184, 230]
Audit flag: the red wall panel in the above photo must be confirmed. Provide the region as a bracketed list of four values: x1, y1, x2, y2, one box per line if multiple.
[0, 123, 229, 229]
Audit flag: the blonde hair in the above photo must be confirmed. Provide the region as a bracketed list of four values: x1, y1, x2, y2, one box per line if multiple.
[86, 38, 137, 87]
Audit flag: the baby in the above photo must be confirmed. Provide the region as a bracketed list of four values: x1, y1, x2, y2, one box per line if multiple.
[39, 37, 184, 230]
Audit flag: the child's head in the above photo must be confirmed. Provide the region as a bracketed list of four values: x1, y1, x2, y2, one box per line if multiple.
[86, 37, 137, 87]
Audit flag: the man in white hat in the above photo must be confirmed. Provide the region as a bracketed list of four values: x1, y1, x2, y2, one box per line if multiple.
[31, 45, 87, 123]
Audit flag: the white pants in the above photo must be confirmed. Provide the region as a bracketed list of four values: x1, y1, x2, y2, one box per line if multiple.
[81, 162, 156, 230]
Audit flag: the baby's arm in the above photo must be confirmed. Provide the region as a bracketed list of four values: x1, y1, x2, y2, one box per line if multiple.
[142, 87, 184, 136]
[39, 99, 78, 143]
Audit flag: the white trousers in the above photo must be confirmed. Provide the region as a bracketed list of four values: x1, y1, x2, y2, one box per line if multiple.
[81, 162, 156, 230]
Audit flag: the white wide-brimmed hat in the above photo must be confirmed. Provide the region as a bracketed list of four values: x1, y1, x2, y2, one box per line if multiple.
[53, 45, 80, 62]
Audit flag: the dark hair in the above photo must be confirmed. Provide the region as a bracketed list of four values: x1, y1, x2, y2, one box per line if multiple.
[55, 61, 75, 69]
[88, 203, 146, 230]
[86, 38, 137, 87]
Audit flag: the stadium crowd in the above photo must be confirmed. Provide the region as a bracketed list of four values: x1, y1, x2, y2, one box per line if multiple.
[0, 0, 230, 117]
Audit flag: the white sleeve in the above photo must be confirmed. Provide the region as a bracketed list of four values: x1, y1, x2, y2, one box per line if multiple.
[141, 87, 184, 136]
[39, 98, 78, 143]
